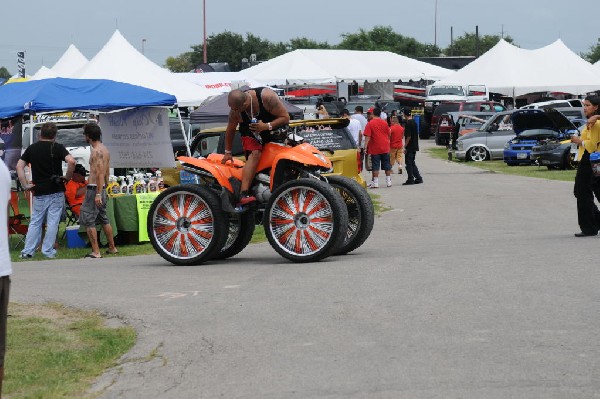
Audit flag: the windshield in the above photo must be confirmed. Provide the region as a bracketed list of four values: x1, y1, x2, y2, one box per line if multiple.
[429, 86, 465, 96]
[22, 123, 89, 148]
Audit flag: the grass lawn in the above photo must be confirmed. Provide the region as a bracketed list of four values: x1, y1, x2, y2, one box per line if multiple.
[5, 303, 136, 399]
[427, 146, 577, 182]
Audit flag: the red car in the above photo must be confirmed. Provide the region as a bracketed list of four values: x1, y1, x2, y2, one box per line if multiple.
[430, 101, 506, 145]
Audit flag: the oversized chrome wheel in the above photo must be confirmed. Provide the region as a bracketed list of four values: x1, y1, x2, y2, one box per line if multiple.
[467, 145, 489, 162]
[326, 176, 374, 255]
[148, 185, 228, 265]
[264, 178, 348, 263]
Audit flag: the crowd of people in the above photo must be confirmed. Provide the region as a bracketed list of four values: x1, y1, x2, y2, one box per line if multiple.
[14, 122, 117, 260]
[347, 105, 423, 188]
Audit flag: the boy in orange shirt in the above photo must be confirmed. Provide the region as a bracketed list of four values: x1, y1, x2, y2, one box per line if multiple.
[389, 116, 404, 174]
[64, 164, 87, 216]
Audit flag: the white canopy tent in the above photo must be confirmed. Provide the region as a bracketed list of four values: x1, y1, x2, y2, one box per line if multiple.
[51, 44, 89, 77]
[242, 49, 454, 86]
[72, 30, 211, 106]
[31, 66, 56, 80]
[433, 39, 600, 97]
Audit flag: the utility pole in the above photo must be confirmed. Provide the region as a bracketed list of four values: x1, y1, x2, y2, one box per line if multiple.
[203, 0, 207, 64]
[434, 0, 438, 47]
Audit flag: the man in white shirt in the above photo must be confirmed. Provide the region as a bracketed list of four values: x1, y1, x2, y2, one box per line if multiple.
[351, 106, 368, 170]
[341, 109, 362, 148]
[0, 159, 12, 395]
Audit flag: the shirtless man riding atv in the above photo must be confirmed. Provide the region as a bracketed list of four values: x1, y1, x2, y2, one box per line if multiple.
[223, 88, 290, 205]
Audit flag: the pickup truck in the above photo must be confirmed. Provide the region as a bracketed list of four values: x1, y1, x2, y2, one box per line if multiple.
[423, 83, 489, 139]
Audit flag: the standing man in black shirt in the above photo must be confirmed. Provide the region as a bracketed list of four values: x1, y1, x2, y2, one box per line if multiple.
[402, 110, 423, 185]
[16, 122, 76, 258]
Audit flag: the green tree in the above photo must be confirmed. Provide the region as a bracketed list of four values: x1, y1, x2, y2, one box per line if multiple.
[165, 53, 195, 72]
[337, 26, 441, 57]
[582, 38, 600, 63]
[0, 67, 11, 80]
[288, 37, 332, 51]
[445, 33, 515, 56]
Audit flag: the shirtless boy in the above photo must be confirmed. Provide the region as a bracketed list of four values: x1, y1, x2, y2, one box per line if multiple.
[80, 123, 118, 259]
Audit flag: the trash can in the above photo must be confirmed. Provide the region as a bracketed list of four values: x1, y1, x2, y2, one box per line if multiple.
[66, 225, 86, 248]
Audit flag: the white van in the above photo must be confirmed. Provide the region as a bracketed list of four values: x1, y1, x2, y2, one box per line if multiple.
[21, 116, 96, 174]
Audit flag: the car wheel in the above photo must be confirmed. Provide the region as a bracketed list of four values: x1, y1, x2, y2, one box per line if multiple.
[467, 146, 488, 162]
[434, 129, 444, 146]
[560, 148, 575, 170]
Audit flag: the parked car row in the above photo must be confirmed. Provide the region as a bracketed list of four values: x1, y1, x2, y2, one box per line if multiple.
[454, 108, 580, 169]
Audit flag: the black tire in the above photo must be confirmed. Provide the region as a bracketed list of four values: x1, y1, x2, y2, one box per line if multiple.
[434, 130, 442, 146]
[147, 185, 228, 266]
[264, 178, 348, 263]
[560, 148, 575, 170]
[326, 176, 374, 255]
[213, 211, 256, 260]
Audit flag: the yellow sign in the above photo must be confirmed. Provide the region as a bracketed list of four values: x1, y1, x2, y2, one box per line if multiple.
[136, 192, 160, 242]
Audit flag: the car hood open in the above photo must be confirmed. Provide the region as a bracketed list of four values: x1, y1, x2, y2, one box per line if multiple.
[511, 109, 576, 136]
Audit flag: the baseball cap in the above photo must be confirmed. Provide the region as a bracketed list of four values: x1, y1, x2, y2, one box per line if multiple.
[367, 107, 375, 114]
[74, 164, 87, 176]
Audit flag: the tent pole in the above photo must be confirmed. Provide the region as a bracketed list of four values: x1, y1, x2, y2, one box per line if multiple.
[177, 108, 191, 157]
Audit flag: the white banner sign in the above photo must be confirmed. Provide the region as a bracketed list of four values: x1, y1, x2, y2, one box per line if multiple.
[99, 108, 175, 168]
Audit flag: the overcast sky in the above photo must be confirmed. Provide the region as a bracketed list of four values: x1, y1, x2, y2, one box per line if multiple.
[1, 0, 598, 75]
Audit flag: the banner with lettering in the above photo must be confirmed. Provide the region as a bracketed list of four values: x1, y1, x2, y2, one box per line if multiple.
[99, 107, 175, 168]
[135, 192, 161, 242]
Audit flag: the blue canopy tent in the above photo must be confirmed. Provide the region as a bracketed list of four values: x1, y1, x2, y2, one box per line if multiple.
[0, 77, 177, 118]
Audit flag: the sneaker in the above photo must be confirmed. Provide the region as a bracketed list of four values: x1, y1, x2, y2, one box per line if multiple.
[402, 180, 415, 186]
[414, 179, 423, 184]
[238, 195, 256, 206]
[386, 177, 392, 187]
[367, 181, 379, 189]
[19, 253, 32, 259]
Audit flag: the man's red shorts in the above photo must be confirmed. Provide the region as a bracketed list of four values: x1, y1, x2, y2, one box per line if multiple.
[241, 136, 263, 152]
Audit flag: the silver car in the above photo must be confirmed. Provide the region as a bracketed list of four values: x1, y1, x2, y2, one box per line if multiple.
[454, 111, 516, 162]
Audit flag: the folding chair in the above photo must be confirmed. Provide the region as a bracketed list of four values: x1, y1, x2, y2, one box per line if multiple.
[8, 190, 28, 249]
[60, 198, 81, 239]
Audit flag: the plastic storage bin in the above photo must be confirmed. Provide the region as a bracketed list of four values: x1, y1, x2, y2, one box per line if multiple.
[66, 225, 87, 248]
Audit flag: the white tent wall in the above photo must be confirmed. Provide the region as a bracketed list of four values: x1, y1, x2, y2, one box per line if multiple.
[72, 30, 211, 106]
[242, 49, 454, 86]
[176, 72, 265, 96]
[363, 81, 395, 101]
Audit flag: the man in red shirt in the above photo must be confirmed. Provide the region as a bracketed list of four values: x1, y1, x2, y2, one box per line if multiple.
[389, 116, 404, 174]
[363, 108, 392, 188]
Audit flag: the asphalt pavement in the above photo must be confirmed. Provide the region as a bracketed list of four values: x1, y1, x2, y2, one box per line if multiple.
[11, 140, 600, 398]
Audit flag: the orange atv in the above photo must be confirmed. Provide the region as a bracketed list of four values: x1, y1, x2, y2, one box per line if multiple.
[147, 121, 374, 265]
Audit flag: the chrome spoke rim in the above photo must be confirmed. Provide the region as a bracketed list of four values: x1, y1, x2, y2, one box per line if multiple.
[153, 192, 215, 259]
[269, 186, 334, 256]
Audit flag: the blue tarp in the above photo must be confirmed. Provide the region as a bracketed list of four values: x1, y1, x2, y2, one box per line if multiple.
[0, 78, 177, 119]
